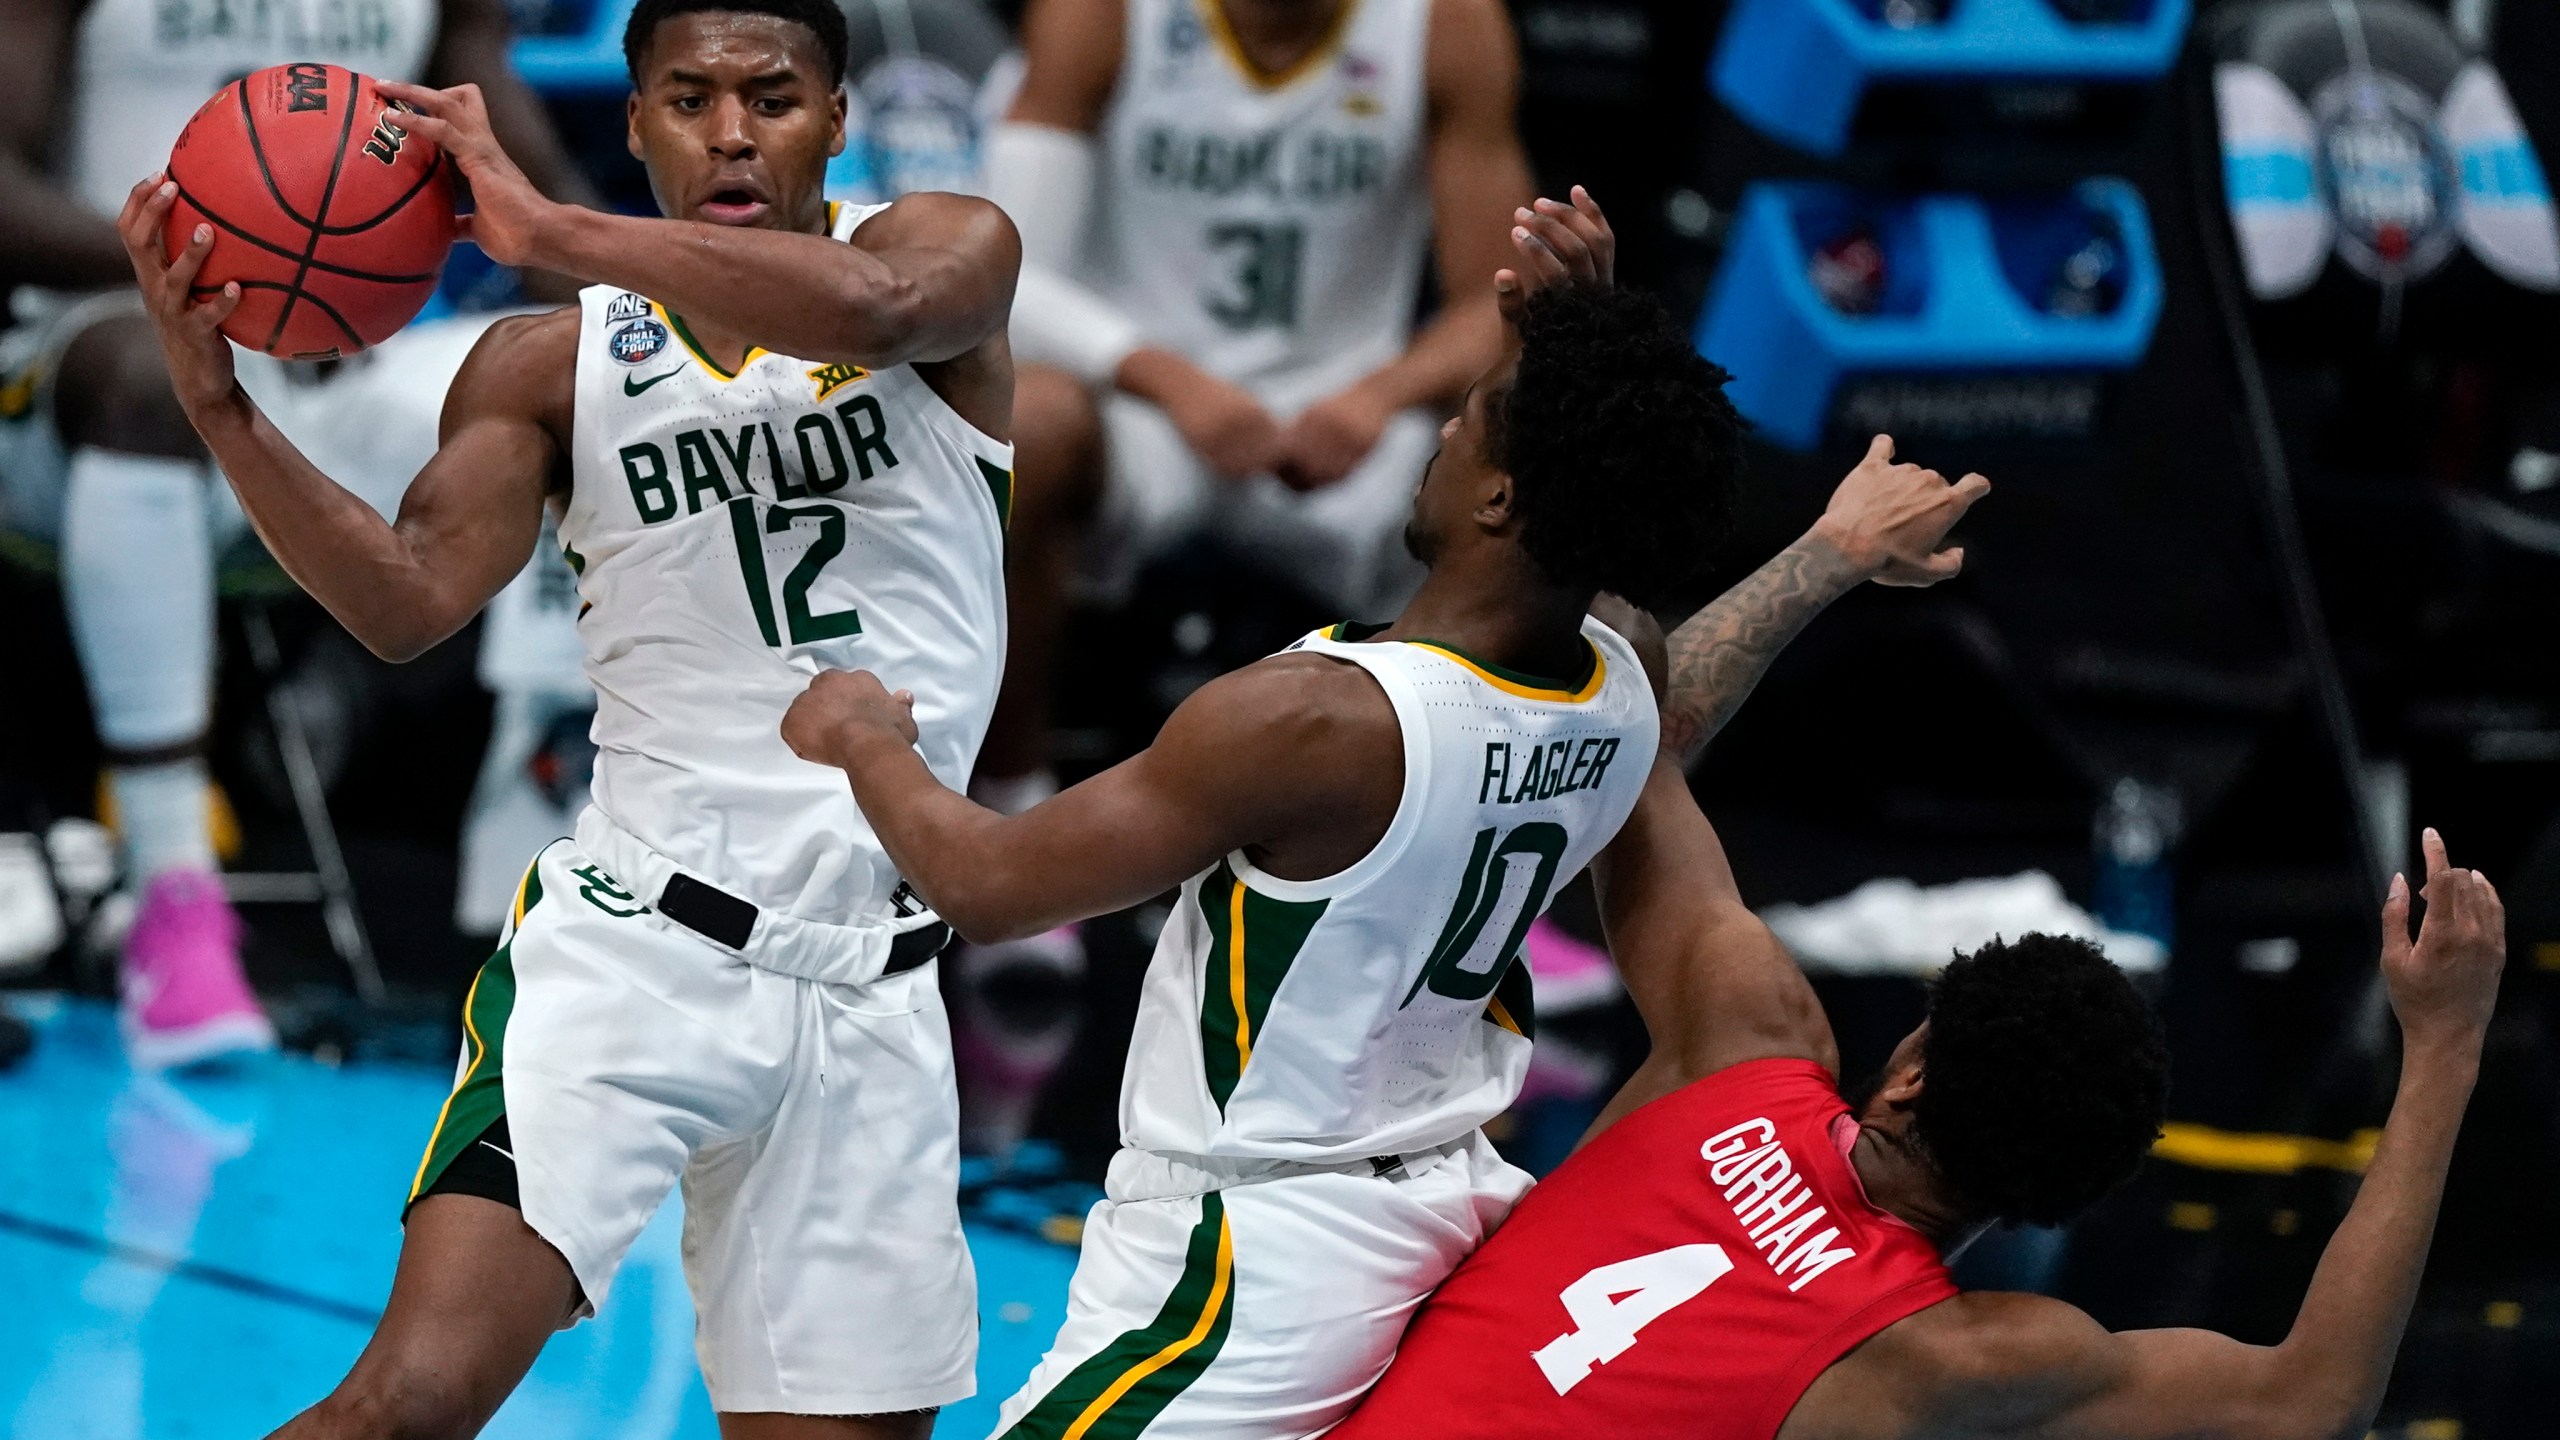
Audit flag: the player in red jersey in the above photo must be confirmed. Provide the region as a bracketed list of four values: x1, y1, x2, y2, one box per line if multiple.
[1337, 633, 2508, 1437]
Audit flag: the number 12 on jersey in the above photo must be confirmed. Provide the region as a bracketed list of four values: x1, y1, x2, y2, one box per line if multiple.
[1532, 1244, 1734, 1396]
[728, 498, 862, 646]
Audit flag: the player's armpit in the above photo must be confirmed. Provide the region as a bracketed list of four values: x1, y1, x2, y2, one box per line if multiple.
[245, 309, 569, 663]
[865, 653, 1403, 945]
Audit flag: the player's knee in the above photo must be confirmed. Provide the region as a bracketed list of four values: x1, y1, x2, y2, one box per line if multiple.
[1010, 363, 1104, 524]
[54, 314, 202, 459]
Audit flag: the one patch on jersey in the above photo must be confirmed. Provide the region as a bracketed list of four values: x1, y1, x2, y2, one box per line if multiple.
[807, 362, 868, 402]
[609, 319, 670, 366]
[605, 292, 654, 323]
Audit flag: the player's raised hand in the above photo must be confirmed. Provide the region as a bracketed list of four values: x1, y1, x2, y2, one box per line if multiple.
[1810, 435, 1989, 588]
[376, 81, 551, 269]
[1496, 185, 1616, 325]
[2380, 828, 2506, 1050]
[783, 670, 921, 770]
[117, 173, 242, 420]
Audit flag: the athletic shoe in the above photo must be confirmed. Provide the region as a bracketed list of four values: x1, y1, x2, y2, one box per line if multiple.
[1523, 915, 1620, 1015]
[119, 869, 276, 1070]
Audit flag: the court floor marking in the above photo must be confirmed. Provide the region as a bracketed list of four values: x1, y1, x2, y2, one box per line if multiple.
[0, 1205, 383, 1326]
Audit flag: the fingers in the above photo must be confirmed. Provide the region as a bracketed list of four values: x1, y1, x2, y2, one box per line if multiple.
[163, 220, 216, 301]
[1566, 185, 1615, 269]
[2420, 826, 2450, 890]
[1517, 203, 1597, 280]
[1863, 433, 1895, 466]
[1510, 224, 1568, 284]
[1950, 472, 1992, 507]
[2380, 870, 2412, 964]
[1919, 545, 1964, 580]
[119, 176, 179, 276]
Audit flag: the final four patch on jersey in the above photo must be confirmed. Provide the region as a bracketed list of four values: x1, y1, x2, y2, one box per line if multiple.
[609, 318, 670, 366]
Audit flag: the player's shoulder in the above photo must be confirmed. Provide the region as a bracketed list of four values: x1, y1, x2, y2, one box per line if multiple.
[858, 193, 1021, 265]
[1201, 649, 1399, 745]
[446, 305, 579, 420]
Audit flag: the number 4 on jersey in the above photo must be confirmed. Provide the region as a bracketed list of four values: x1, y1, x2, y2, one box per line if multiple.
[1531, 1244, 1734, 1396]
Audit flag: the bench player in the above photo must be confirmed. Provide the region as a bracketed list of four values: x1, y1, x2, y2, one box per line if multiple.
[779, 192, 1733, 1438]
[970, 0, 1535, 821]
[119, 0, 1019, 1433]
[1335, 680, 2506, 1434]
[0, 0, 597, 1067]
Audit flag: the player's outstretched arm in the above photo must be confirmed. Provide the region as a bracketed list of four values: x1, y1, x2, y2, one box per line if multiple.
[1584, 753, 1836, 1140]
[1850, 835, 2502, 1440]
[118, 175, 563, 662]
[376, 82, 1019, 376]
[783, 656, 1400, 944]
[0, 0, 134, 289]
[1659, 434, 1988, 761]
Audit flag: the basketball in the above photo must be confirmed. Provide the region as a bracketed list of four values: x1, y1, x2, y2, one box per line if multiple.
[163, 63, 456, 360]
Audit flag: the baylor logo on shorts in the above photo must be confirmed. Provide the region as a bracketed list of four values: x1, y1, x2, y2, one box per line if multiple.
[572, 863, 648, 918]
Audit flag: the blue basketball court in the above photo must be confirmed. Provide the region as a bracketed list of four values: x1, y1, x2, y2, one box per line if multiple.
[0, 997, 1080, 1438]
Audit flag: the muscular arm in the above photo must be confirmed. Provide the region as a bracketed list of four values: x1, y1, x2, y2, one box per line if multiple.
[0, 0, 130, 290]
[528, 191, 1019, 372]
[1355, 0, 1529, 416]
[197, 309, 568, 661]
[1660, 436, 1987, 762]
[1585, 753, 1837, 1137]
[1807, 846, 2504, 1440]
[785, 655, 1402, 944]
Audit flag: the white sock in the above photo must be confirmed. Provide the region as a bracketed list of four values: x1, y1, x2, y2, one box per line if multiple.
[63, 448, 218, 880]
[970, 767, 1058, 817]
[110, 760, 215, 880]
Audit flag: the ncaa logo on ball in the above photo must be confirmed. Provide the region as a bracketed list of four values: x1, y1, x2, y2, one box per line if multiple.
[610, 318, 670, 365]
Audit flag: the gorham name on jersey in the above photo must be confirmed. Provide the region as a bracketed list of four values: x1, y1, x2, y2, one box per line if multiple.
[561, 202, 1014, 975]
[1120, 617, 1658, 1165]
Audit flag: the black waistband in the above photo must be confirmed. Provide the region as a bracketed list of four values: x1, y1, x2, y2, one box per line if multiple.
[656, 871, 951, 975]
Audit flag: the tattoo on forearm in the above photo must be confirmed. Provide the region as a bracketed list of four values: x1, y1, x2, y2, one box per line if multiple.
[1660, 539, 1862, 761]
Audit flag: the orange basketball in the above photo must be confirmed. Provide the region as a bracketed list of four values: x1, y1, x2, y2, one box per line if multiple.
[163, 64, 457, 360]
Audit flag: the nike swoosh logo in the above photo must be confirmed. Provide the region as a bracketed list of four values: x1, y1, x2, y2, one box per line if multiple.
[624, 368, 681, 397]
[479, 1140, 516, 1161]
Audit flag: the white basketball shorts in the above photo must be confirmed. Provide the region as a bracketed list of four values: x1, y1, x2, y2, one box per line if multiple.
[986, 1132, 1530, 1439]
[409, 838, 978, 1416]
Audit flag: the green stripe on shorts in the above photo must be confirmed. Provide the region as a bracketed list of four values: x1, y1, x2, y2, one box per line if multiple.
[407, 856, 542, 1206]
[1000, 1192, 1236, 1440]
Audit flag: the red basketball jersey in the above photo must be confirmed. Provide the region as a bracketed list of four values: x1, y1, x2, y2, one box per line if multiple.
[1333, 1058, 1956, 1440]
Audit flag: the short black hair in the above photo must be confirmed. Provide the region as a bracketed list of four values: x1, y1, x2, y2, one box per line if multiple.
[1488, 284, 1743, 611]
[1913, 933, 2170, 1228]
[624, 0, 850, 87]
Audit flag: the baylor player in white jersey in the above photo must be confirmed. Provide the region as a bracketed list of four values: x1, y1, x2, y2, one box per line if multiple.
[966, 0, 1534, 802]
[117, 0, 1019, 1434]
[0, 0, 596, 1068]
[786, 191, 1746, 1438]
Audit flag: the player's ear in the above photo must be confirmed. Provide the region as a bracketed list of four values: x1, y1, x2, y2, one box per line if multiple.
[626, 91, 645, 161]
[1472, 470, 1517, 534]
[828, 86, 848, 159]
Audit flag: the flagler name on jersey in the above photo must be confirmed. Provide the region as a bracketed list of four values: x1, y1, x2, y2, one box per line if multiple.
[614, 396, 903, 525]
[1479, 738, 1625, 807]
[1703, 1117, 1862, 1294]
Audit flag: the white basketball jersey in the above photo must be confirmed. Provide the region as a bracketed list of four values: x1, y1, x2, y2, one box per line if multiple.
[64, 0, 439, 219]
[561, 202, 1014, 927]
[1085, 0, 1432, 405]
[1120, 617, 1658, 1163]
